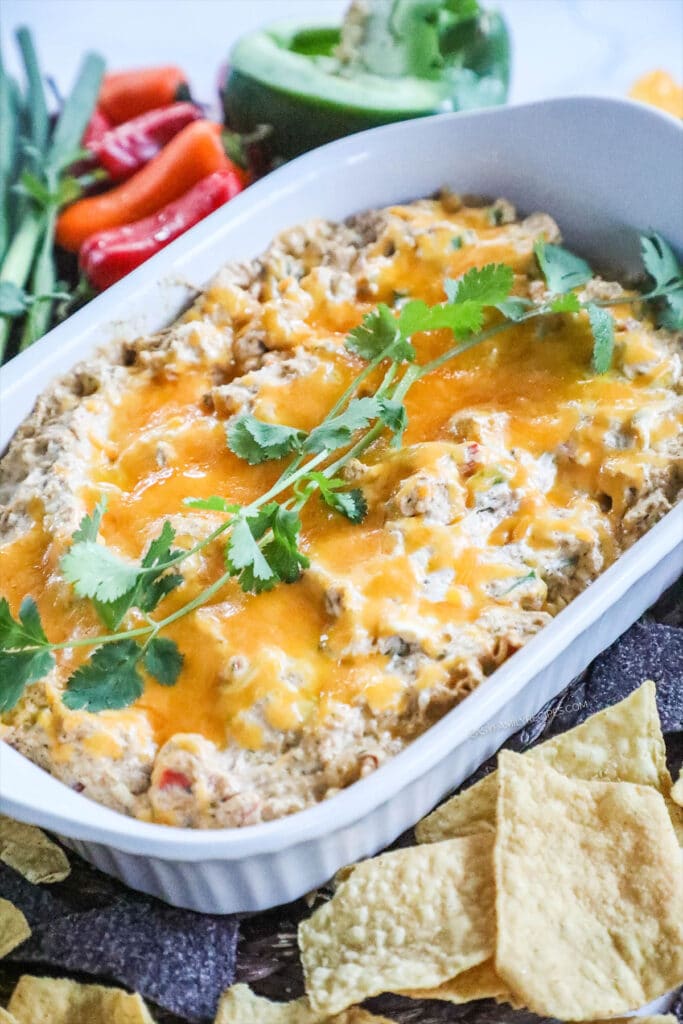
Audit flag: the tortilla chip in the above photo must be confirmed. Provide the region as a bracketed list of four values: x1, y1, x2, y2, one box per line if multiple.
[213, 986, 393, 1023]
[0, 1010, 19, 1024]
[588, 1017, 677, 1024]
[401, 958, 510, 1003]
[214, 986, 320, 1024]
[417, 681, 681, 843]
[8, 976, 156, 1024]
[0, 816, 70, 884]
[494, 751, 683, 1020]
[299, 833, 494, 1016]
[0, 899, 30, 958]
[672, 766, 683, 807]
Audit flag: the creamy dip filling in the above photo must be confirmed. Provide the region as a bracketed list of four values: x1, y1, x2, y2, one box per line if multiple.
[1, 195, 681, 827]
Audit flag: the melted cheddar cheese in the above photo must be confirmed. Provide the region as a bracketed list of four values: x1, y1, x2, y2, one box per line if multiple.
[1, 195, 681, 828]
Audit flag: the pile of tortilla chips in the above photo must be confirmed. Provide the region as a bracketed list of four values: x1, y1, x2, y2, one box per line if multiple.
[0, 824, 396, 1022]
[295, 681, 683, 1022]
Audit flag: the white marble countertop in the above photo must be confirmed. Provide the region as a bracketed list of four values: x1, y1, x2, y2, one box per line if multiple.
[2, 0, 682, 108]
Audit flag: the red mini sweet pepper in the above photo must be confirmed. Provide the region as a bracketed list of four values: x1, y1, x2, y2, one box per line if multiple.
[82, 106, 113, 149]
[79, 167, 244, 290]
[89, 102, 202, 180]
[99, 65, 190, 124]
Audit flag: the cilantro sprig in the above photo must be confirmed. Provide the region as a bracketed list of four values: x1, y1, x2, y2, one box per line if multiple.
[2, 231, 681, 714]
[640, 231, 683, 330]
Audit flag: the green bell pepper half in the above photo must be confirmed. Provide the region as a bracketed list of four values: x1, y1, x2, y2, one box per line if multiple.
[223, 1, 511, 160]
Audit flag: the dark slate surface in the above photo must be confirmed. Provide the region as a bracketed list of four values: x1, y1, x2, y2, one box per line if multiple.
[1, 586, 682, 1023]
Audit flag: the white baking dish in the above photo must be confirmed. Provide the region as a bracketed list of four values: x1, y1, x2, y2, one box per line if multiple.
[1, 97, 682, 917]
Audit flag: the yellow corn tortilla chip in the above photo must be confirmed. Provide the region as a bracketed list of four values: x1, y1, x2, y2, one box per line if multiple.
[300, 833, 494, 1017]
[417, 680, 682, 843]
[0, 899, 30, 959]
[0, 815, 70, 884]
[214, 987, 320, 1024]
[494, 751, 683, 1020]
[588, 1017, 677, 1024]
[672, 766, 683, 807]
[0, 1010, 18, 1024]
[401, 958, 511, 1003]
[8, 976, 156, 1024]
[214, 986, 393, 1023]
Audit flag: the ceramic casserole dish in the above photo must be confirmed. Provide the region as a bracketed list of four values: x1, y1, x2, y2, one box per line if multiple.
[0, 96, 681, 913]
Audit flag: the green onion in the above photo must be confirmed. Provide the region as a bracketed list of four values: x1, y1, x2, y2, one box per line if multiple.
[48, 52, 105, 173]
[0, 29, 104, 362]
[16, 27, 49, 160]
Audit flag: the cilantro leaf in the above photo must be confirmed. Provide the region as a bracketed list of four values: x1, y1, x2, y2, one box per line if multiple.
[586, 303, 615, 374]
[640, 232, 683, 330]
[135, 522, 184, 614]
[242, 502, 280, 541]
[445, 263, 513, 306]
[60, 542, 141, 603]
[399, 297, 484, 339]
[303, 473, 368, 524]
[658, 287, 683, 331]
[0, 597, 57, 709]
[0, 596, 50, 651]
[226, 504, 309, 591]
[64, 521, 184, 630]
[226, 512, 278, 593]
[304, 397, 379, 453]
[0, 648, 55, 712]
[63, 640, 144, 712]
[550, 293, 581, 313]
[346, 304, 400, 360]
[640, 231, 682, 292]
[72, 496, 108, 543]
[91, 592, 138, 633]
[378, 396, 408, 448]
[143, 637, 183, 686]
[398, 266, 512, 342]
[261, 506, 309, 584]
[346, 304, 415, 363]
[323, 486, 367, 523]
[184, 496, 240, 513]
[534, 240, 592, 294]
[227, 415, 306, 465]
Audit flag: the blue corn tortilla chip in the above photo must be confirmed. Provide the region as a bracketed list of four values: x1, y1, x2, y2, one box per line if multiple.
[0, 855, 237, 1022]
